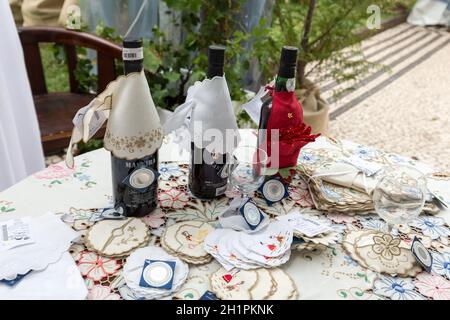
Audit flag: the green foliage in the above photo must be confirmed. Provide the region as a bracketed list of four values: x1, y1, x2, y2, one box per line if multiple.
[141, 0, 250, 110]
[90, 1, 250, 111]
[40, 43, 69, 92]
[73, 47, 98, 93]
[252, 0, 406, 92]
[77, 139, 104, 155]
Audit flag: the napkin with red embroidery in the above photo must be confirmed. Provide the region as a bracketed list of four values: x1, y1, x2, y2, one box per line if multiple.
[203, 220, 293, 270]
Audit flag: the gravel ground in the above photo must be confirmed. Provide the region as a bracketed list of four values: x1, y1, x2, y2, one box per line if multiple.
[329, 24, 450, 172]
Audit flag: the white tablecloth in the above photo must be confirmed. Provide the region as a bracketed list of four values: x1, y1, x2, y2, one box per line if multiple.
[1, 130, 449, 300]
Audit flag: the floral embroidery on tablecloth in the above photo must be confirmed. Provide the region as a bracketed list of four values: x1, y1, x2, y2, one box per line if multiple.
[352, 145, 381, 161]
[432, 240, 449, 254]
[431, 252, 450, 279]
[77, 251, 121, 281]
[409, 216, 450, 240]
[414, 273, 450, 300]
[43, 160, 449, 300]
[336, 288, 377, 300]
[0, 200, 15, 213]
[288, 183, 314, 207]
[373, 275, 426, 300]
[343, 255, 359, 267]
[142, 209, 166, 228]
[69, 244, 85, 261]
[88, 285, 121, 300]
[360, 217, 388, 233]
[176, 175, 188, 186]
[159, 162, 185, 180]
[166, 197, 228, 224]
[33, 158, 97, 189]
[407, 233, 432, 248]
[158, 188, 190, 209]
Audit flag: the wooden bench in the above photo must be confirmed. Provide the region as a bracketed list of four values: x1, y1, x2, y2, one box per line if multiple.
[18, 26, 122, 154]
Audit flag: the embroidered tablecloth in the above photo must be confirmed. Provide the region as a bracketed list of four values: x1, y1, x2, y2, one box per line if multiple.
[0, 130, 449, 300]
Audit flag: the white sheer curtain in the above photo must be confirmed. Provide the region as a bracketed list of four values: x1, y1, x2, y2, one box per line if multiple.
[0, 0, 45, 192]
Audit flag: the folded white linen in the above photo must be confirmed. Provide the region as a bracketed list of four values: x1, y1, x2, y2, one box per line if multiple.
[0, 252, 88, 300]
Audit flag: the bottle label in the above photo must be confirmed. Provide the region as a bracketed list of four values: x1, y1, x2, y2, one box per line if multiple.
[127, 168, 156, 190]
[261, 178, 287, 203]
[190, 143, 228, 198]
[239, 199, 264, 230]
[215, 184, 227, 196]
[112, 154, 158, 215]
[275, 76, 296, 92]
[122, 47, 144, 61]
[411, 237, 433, 272]
[286, 78, 296, 92]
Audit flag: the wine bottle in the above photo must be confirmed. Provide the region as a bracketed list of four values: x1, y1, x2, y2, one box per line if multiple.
[189, 45, 229, 199]
[258, 46, 298, 150]
[110, 38, 159, 217]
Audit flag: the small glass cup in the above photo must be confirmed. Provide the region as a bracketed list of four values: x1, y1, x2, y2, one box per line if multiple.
[372, 165, 427, 235]
[228, 146, 268, 198]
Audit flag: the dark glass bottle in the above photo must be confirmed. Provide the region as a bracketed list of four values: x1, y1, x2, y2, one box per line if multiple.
[110, 38, 159, 217]
[258, 46, 298, 147]
[189, 45, 229, 199]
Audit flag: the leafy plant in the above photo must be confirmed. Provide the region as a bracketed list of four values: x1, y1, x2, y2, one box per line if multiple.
[92, 1, 251, 111]
[142, 0, 251, 110]
[252, 0, 409, 94]
[49, 23, 97, 94]
[76, 138, 104, 154]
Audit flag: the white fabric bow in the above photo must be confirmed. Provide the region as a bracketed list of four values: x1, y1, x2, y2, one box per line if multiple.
[163, 75, 240, 155]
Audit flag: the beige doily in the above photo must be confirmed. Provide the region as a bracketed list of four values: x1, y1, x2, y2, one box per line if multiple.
[85, 218, 150, 257]
[161, 220, 213, 264]
[343, 230, 422, 277]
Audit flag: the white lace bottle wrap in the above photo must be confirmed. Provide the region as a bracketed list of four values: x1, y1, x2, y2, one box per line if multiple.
[162, 75, 240, 155]
[65, 71, 163, 167]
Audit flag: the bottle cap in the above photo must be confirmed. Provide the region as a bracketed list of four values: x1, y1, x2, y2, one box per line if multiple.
[122, 38, 144, 64]
[123, 38, 143, 48]
[278, 46, 298, 78]
[208, 45, 226, 67]
[207, 45, 225, 78]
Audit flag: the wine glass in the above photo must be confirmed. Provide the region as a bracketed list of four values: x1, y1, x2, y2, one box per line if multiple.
[372, 166, 427, 235]
[228, 146, 268, 198]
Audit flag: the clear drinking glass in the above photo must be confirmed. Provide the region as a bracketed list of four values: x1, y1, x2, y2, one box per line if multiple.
[228, 146, 268, 197]
[372, 166, 427, 234]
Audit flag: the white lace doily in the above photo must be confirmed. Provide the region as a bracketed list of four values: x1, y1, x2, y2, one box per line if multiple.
[0, 213, 79, 280]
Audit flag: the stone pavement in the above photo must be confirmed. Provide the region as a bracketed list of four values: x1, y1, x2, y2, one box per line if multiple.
[326, 23, 450, 172]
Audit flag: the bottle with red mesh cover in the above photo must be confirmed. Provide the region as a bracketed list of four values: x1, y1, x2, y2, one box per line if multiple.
[258, 46, 319, 170]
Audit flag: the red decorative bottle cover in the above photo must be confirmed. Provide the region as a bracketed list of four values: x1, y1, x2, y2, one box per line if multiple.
[263, 90, 320, 168]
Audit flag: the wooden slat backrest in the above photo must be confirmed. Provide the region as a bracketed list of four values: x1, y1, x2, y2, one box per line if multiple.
[18, 26, 122, 95]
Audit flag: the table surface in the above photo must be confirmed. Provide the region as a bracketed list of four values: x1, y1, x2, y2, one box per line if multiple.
[1, 130, 449, 300]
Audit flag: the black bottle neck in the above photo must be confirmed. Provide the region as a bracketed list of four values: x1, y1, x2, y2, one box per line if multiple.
[122, 42, 144, 75]
[275, 46, 298, 92]
[124, 59, 143, 75]
[274, 73, 295, 92]
[275, 58, 296, 92]
[207, 45, 225, 79]
[207, 65, 224, 79]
